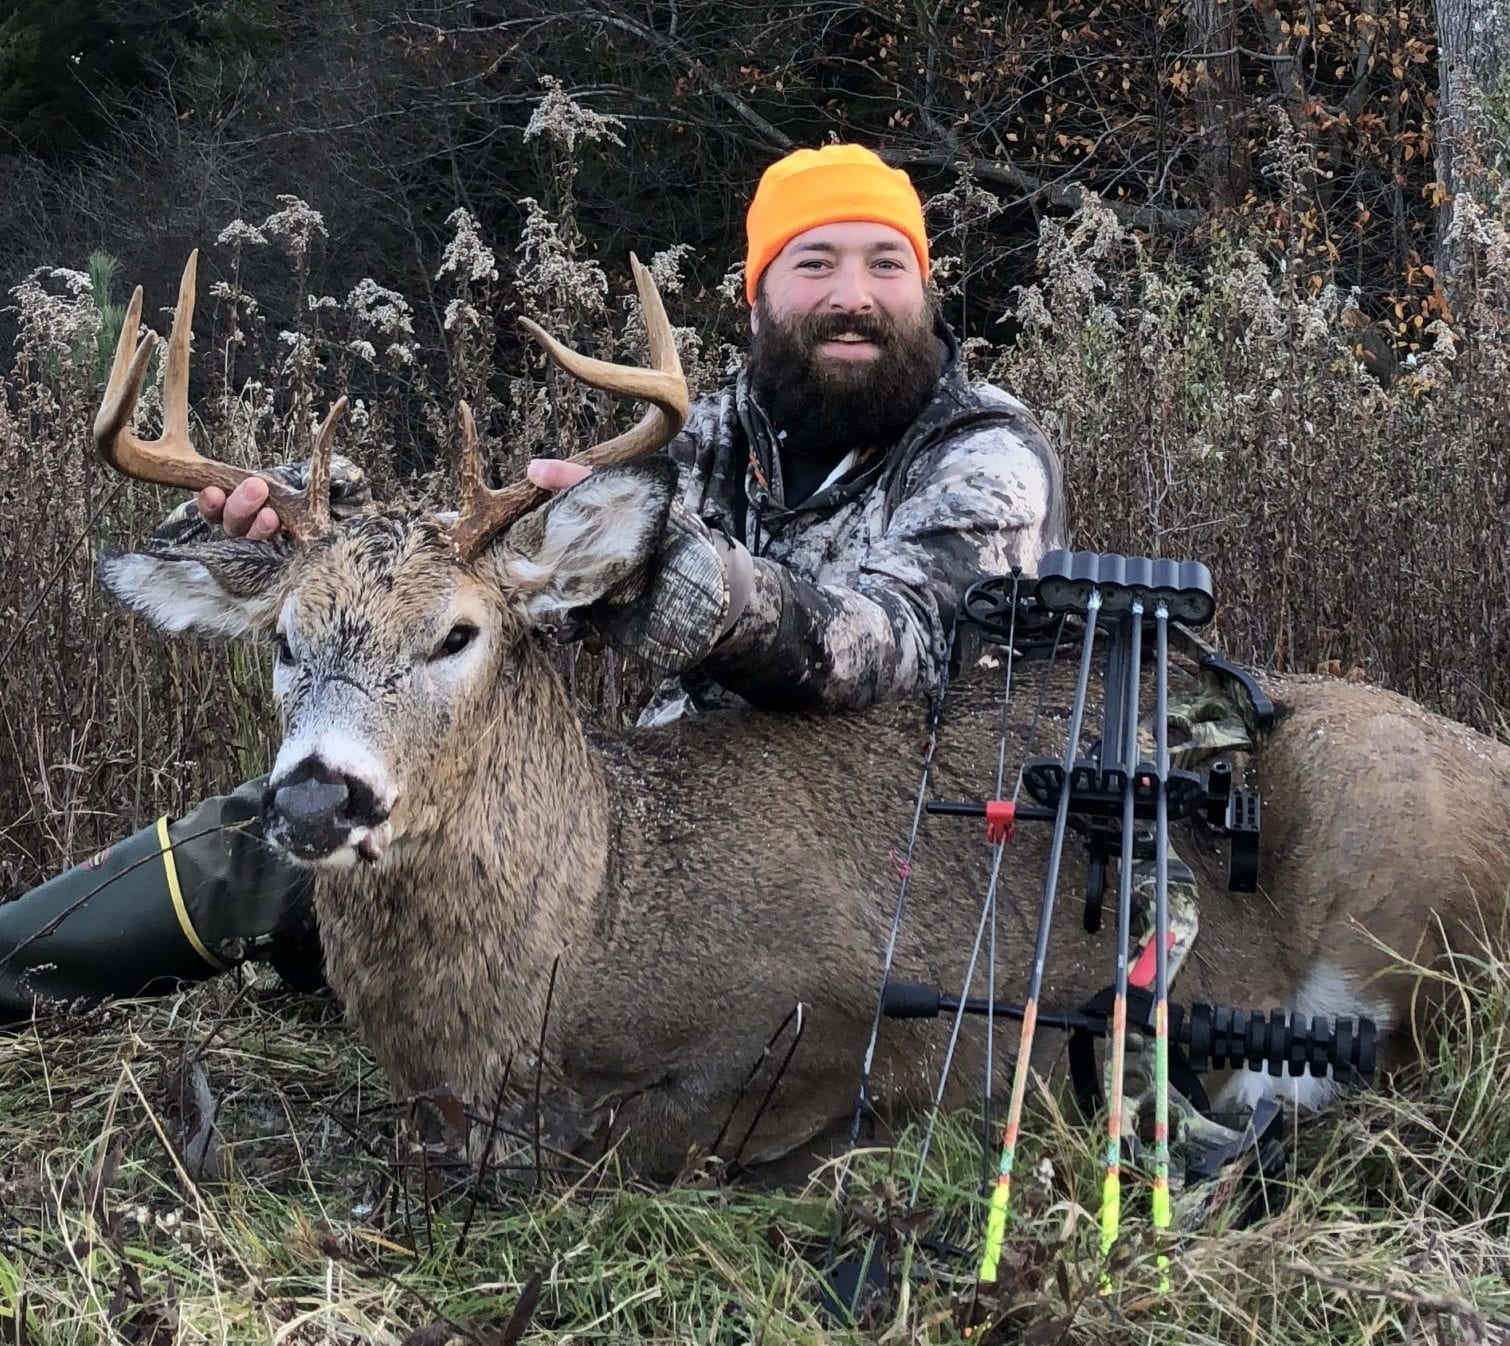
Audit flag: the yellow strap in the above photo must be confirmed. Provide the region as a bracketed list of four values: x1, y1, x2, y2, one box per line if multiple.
[156, 815, 229, 972]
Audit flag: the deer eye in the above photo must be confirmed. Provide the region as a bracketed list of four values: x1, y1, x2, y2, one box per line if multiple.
[275, 633, 296, 666]
[433, 623, 477, 660]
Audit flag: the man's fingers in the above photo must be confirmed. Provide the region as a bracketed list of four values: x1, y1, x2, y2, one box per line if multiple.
[526, 459, 593, 491]
[221, 477, 277, 539]
[197, 486, 227, 522]
[246, 507, 282, 542]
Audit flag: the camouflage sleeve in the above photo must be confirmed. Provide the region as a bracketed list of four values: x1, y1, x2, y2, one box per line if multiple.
[698, 424, 1058, 713]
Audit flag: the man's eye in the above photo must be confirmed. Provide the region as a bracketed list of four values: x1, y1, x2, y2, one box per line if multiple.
[275, 634, 296, 666]
[433, 623, 477, 659]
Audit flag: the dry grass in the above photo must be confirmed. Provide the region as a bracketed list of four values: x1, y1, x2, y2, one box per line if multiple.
[0, 950, 1505, 1344]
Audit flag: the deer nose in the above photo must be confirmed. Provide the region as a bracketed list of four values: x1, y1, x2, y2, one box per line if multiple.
[262, 757, 386, 860]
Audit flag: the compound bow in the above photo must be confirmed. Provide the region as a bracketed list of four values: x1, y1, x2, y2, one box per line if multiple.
[830, 548, 1379, 1332]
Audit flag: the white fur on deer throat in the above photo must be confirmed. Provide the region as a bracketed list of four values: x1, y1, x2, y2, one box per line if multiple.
[1213, 961, 1395, 1114]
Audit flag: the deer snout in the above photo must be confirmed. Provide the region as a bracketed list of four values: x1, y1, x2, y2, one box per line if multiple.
[262, 756, 392, 867]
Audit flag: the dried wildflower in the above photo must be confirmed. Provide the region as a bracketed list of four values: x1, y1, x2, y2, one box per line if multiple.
[1217, 250, 1284, 340]
[1013, 284, 1053, 336]
[8, 267, 102, 357]
[647, 244, 694, 295]
[929, 253, 963, 290]
[347, 339, 377, 361]
[515, 197, 607, 315]
[260, 196, 328, 258]
[1295, 299, 1332, 349]
[276, 328, 317, 374]
[209, 280, 259, 317]
[1447, 193, 1510, 264]
[347, 279, 415, 337]
[307, 295, 339, 312]
[436, 209, 499, 286]
[1260, 107, 1315, 210]
[523, 75, 625, 157]
[216, 220, 267, 248]
[925, 174, 1003, 233]
[444, 299, 484, 333]
[958, 334, 992, 372]
[716, 262, 745, 306]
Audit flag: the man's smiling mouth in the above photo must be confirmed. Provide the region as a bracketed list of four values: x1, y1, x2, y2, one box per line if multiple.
[819, 333, 880, 357]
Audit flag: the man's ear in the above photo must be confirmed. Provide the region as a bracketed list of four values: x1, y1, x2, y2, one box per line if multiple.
[491, 459, 677, 621]
[99, 539, 297, 639]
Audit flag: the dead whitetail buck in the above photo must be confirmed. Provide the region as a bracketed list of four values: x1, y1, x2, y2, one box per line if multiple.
[94, 252, 1510, 1182]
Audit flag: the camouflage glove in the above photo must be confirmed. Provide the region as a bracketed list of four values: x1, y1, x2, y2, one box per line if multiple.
[586, 501, 755, 674]
[151, 455, 373, 545]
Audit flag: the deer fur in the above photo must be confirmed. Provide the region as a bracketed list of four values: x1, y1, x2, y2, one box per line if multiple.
[102, 462, 1510, 1179]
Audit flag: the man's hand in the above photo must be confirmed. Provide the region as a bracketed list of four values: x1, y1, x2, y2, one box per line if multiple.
[198, 479, 282, 541]
[526, 459, 592, 491]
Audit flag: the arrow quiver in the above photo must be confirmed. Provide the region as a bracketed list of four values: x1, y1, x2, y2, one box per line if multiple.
[955, 551, 1267, 920]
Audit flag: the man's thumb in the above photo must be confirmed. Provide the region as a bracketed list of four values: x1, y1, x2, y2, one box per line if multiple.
[526, 459, 593, 491]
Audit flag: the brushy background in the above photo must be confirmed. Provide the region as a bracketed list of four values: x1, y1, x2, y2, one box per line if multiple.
[4, 93, 1510, 891]
[1, 56, 1509, 1346]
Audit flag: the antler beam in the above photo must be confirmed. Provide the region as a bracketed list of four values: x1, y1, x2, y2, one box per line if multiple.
[449, 253, 689, 559]
[94, 250, 342, 543]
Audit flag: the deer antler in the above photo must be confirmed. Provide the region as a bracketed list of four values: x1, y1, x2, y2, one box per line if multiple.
[449, 252, 689, 559]
[94, 251, 344, 543]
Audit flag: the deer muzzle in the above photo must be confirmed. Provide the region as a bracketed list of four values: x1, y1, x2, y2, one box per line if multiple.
[262, 756, 392, 867]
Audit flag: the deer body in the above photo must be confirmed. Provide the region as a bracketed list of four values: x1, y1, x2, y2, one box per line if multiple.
[285, 549, 1510, 1176]
[92, 255, 1510, 1180]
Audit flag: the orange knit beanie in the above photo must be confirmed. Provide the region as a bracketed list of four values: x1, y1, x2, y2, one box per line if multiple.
[743, 144, 929, 304]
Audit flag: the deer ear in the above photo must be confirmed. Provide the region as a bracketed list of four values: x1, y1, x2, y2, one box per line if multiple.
[99, 539, 296, 639]
[492, 459, 678, 621]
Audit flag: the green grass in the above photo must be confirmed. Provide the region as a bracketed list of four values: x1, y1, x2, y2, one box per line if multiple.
[0, 953, 1506, 1345]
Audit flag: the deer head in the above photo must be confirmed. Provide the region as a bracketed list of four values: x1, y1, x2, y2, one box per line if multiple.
[97, 252, 688, 868]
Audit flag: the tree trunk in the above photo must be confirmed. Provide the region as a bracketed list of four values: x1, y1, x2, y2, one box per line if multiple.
[1187, 0, 1247, 208]
[1433, 0, 1510, 304]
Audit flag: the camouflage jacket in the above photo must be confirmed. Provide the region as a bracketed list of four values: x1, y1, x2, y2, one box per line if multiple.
[641, 320, 1067, 725]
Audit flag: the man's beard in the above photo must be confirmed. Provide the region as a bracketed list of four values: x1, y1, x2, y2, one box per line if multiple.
[746, 296, 944, 464]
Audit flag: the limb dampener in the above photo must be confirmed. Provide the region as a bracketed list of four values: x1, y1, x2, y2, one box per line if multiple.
[886, 549, 1380, 1298]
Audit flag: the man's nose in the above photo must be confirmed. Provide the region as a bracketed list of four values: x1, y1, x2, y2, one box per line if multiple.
[825, 261, 875, 312]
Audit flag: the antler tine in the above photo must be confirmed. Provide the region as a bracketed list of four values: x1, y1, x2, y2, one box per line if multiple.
[516, 252, 688, 468]
[91, 251, 337, 543]
[449, 401, 537, 558]
[304, 396, 348, 536]
[449, 254, 689, 560]
[95, 282, 158, 454]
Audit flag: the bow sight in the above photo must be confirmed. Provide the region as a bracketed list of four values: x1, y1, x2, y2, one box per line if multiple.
[945, 552, 1272, 921]
[847, 549, 1381, 1318]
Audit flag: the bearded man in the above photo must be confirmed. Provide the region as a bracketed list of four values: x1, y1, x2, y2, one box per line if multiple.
[0, 144, 1066, 1016]
[533, 143, 1066, 722]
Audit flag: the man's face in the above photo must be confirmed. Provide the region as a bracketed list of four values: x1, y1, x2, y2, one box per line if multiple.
[753, 221, 928, 354]
[747, 222, 942, 461]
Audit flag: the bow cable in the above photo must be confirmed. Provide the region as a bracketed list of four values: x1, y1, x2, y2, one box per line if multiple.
[905, 587, 1071, 1207]
[1151, 603, 1174, 1291]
